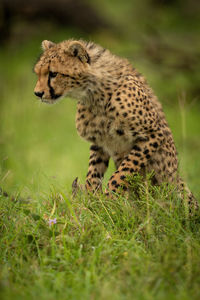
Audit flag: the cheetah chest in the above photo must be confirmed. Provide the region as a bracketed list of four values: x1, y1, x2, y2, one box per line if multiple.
[76, 110, 134, 158]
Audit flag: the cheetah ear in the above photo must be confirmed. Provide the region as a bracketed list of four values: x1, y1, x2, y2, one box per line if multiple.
[41, 40, 55, 51]
[68, 42, 90, 64]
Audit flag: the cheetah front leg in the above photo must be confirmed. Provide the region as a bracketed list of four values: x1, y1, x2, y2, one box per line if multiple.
[85, 145, 110, 193]
[106, 138, 163, 195]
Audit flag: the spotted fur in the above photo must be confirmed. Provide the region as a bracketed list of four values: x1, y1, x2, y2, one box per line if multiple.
[34, 39, 198, 211]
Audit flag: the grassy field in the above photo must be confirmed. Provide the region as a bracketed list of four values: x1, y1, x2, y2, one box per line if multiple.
[0, 35, 200, 300]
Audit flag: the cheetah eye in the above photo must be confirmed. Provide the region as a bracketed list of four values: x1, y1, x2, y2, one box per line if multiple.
[49, 71, 58, 78]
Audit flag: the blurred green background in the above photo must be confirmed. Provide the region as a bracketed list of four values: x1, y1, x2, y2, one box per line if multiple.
[0, 0, 200, 196]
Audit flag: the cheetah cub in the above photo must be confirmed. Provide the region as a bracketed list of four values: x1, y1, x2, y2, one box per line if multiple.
[34, 39, 198, 211]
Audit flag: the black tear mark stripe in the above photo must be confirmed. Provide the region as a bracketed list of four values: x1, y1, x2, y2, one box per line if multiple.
[47, 75, 56, 99]
[47, 75, 60, 99]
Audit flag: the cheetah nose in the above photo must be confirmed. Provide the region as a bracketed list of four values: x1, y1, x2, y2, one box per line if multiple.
[34, 91, 44, 98]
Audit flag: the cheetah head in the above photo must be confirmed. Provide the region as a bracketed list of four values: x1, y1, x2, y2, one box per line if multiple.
[34, 40, 91, 104]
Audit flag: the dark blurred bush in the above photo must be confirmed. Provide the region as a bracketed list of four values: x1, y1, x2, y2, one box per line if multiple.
[0, 0, 110, 43]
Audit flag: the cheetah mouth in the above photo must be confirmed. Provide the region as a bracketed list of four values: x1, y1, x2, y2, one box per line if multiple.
[40, 94, 63, 104]
[51, 94, 62, 100]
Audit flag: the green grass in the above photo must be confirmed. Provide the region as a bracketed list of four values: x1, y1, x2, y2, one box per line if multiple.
[1, 179, 200, 300]
[0, 36, 200, 299]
